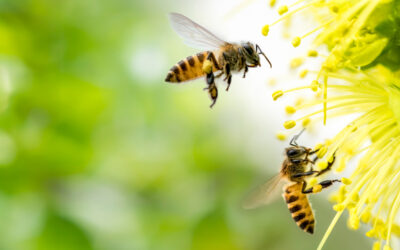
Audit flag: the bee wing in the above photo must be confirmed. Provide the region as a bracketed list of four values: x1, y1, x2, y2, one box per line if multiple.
[168, 13, 228, 50]
[242, 174, 287, 210]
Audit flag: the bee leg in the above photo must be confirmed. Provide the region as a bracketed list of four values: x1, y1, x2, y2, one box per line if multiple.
[302, 179, 341, 194]
[226, 75, 232, 91]
[223, 64, 230, 81]
[242, 65, 248, 78]
[311, 156, 319, 164]
[204, 72, 218, 108]
[223, 64, 232, 91]
[292, 171, 319, 178]
[205, 52, 220, 69]
[304, 155, 319, 165]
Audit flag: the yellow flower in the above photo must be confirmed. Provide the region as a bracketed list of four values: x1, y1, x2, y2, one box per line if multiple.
[265, 0, 400, 249]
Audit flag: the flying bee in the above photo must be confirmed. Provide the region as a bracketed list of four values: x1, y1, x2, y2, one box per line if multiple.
[243, 130, 341, 234]
[165, 13, 272, 107]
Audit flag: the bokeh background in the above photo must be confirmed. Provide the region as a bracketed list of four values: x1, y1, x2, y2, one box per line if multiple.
[0, 0, 371, 249]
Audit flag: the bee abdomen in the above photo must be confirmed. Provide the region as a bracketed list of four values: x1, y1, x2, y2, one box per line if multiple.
[283, 183, 315, 234]
[165, 51, 218, 83]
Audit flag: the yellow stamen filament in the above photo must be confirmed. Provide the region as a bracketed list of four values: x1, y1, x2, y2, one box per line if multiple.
[323, 74, 328, 125]
[317, 210, 344, 250]
[300, 19, 334, 40]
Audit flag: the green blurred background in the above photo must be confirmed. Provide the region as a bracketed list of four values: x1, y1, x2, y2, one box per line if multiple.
[0, 0, 371, 249]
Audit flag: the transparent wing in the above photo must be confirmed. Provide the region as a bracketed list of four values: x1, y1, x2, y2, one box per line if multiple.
[168, 13, 227, 50]
[242, 174, 287, 210]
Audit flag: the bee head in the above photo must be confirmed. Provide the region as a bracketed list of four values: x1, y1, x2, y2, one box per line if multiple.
[285, 146, 308, 160]
[241, 42, 259, 65]
[241, 42, 272, 68]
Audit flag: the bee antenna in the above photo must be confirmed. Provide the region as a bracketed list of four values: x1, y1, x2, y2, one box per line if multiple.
[256, 44, 272, 68]
[290, 128, 306, 146]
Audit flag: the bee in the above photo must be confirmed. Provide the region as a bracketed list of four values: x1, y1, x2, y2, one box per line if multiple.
[243, 130, 341, 234]
[165, 13, 272, 107]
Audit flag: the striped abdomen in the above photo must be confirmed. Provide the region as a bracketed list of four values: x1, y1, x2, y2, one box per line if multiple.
[283, 183, 315, 234]
[165, 51, 218, 83]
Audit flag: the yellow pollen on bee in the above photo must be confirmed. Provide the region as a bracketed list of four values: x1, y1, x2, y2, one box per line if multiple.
[285, 105, 296, 114]
[309, 177, 318, 186]
[202, 60, 213, 74]
[313, 184, 322, 193]
[292, 36, 301, 47]
[277, 5, 288, 15]
[276, 132, 287, 141]
[283, 120, 296, 129]
[317, 161, 328, 170]
[262, 24, 270, 36]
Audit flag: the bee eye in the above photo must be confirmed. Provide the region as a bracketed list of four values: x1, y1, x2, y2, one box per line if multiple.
[243, 44, 254, 54]
[287, 149, 299, 157]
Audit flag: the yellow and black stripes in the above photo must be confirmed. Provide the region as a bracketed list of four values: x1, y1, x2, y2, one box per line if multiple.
[283, 183, 315, 234]
[165, 51, 218, 83]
